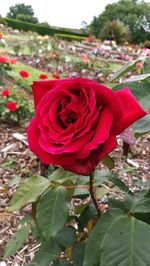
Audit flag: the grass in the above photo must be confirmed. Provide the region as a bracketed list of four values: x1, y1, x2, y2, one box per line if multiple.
[8, 61, 52, 91]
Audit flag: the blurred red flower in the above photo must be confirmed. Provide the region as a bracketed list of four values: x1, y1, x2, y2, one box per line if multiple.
[9, 58, 16, 64]
[1, 89, 10, 97]
[0, 56, 9, 63]
[39, 73, 48, 79]
[81, 55, 91, 64]
[136, 62, 144, 69]
[6, 101, 17, 111]
[84, 36, 95, 43]
[0, 55, 16, 64]
[52, 73, 60, 79]
[146, 51, 150, 56]
[19, 70, 29, 78]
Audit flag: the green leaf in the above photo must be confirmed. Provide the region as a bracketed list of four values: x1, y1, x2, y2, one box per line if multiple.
[125, 73, 150, 82]
[93, 169, 110, 186]
[83, 208, 150, 266]
[95, 187, 108, 199]
[61, 179, 75, 198]
[109, 173, 131, 193]
[55, 226, 76, 248]
[83, 208, 122, 266]
[36, 186, 70, 239]
[133, 115, 150, 134]
[4, 225, 30, 257]
[74, 188, 89, 198]
[25, 240, 61, 266]
[8, 175, 50, 211]
[18, 215, 33, 225]
[109, 198, 128, 213]
[79, 205, 97, 230]
[9, 175, 21, 186]
[110, 58, 142, 81]
[144, 57, 150, 73]
[125, 193, 150, 214]
[31, 222, 45, 243]
[48, 168, 79, 182]
[52, 259, 72, 266]
[112, 81, 150, 101]
[102, 155, 114, 170]
[134, 212, 150, 225]
[72, 242, 85, 266]
[74, 203, 89, 215]
[139, 95, 150, 111]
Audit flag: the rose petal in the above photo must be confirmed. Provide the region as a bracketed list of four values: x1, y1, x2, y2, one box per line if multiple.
[64, 136, 117, 175]
[114, 88, 146, 134]
[32, 80, 59, 108]
[76, 108, 113, 159]
[27, 118, 77, 165]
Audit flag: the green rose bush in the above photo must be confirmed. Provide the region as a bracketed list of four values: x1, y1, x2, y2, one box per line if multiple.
[5, 76, 150, 266]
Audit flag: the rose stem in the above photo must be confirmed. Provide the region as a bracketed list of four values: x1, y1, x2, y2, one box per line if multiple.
[123, 141, 131, 157]
[39, 161, 47, 176]
[32, 161, 47, 220]
[89, 172, 101, 218]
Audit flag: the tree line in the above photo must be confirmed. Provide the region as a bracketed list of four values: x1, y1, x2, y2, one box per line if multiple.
[5, 0, 150, 44]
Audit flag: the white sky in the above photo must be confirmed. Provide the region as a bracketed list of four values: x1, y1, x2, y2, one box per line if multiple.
[1, 0, 150, 29]
[1, 0, 119, 29]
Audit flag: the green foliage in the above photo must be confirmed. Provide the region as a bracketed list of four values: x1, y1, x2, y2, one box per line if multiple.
[0, 60, 12, 85]
[102, 155, 114, 170]
[7, 3, 39, 24]
[55, 226, 76, 248]
[143, 57, 150, 73]
[3, 18, 88, 38]
[133, 115, 150, 134]
[125, 72, 150, 82]
[0, 85, 34, 124]
[0, 16, 6, 25]
[52, 260, 72, 266]
[5, 164, 150, 265]
[83, 208, 150, 266]
[4, 225, 30, 257]
[143, 40, 150, 49]
[26, 240, 61, 266]
[109, 173, 131, 193]
[8, 175, 50, 211]
[100, 19, 131, 44]
[113, 81, 150, 101]
[72, 242, 85, 266]
[110, 58, 142, 81]
[124, 193, 150, 214]
[36, 186, 70, 239]
[54, 33, 86, 42]
[89, 0, 150, 43]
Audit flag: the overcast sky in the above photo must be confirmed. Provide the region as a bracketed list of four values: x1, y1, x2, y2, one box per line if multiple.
[1, 0, 150, 29]
[0, 0, 119, 29]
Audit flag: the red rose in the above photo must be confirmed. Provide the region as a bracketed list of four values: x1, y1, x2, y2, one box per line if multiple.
[52, 73, 60, 79]
[9, 58, 16, 64]
[146, 51, 150, 57]
[136, 62, 143, 69]
[19, 70, 29, 78]
[2, 89, 10, 97]
[6, 101, 17, 111]
[27, 78, 146, 176]
[39, 73, 48, 79]
[0, 56, 9, 63]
